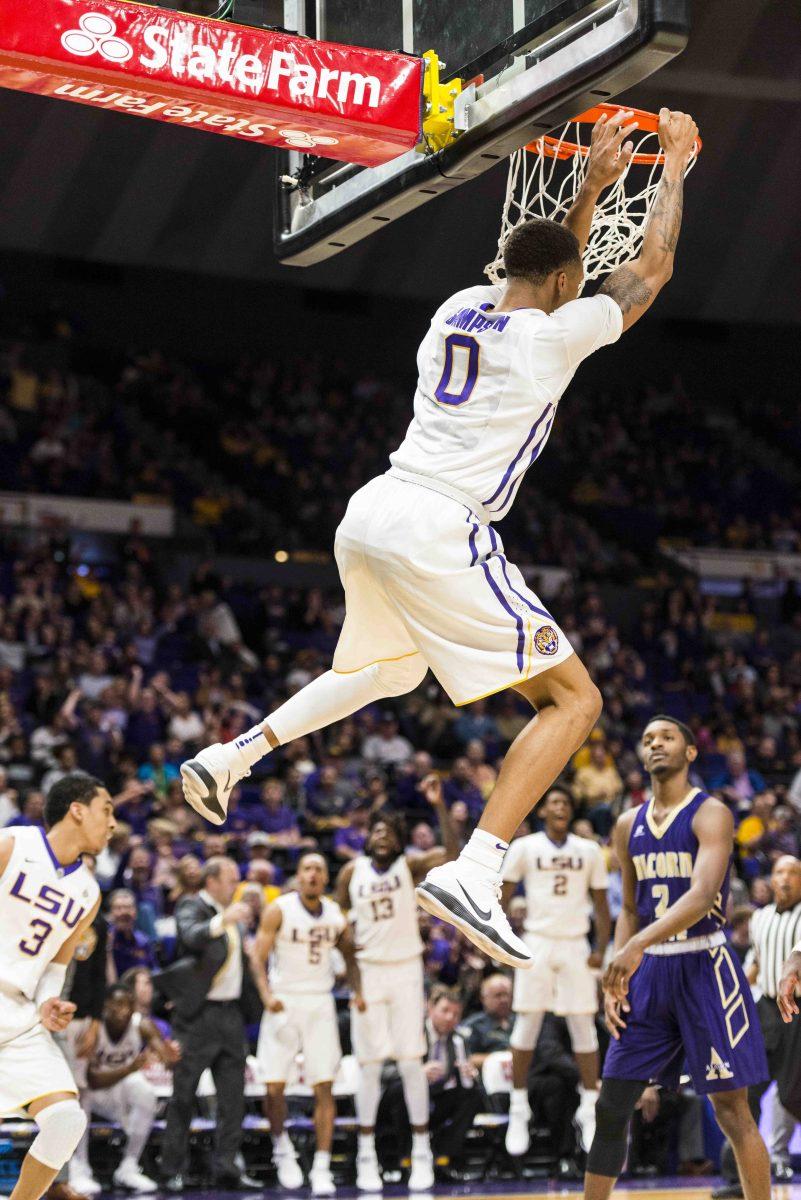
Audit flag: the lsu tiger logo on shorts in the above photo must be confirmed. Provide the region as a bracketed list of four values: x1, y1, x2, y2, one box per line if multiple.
[534, 625, 559, 655]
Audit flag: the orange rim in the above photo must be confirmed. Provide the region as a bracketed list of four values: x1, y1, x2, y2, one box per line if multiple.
[526, 102, 701, 165]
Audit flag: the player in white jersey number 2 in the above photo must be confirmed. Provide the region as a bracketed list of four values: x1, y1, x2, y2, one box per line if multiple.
[0, 773, 114, 1200]
[501, 787, 610, 1158]
[250, 853, 363, 1197]
[336, 778, 459, 1191]
[182, 111, 699, 967]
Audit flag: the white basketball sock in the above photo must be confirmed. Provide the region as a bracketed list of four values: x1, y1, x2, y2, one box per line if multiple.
[460, 828, 508, 875]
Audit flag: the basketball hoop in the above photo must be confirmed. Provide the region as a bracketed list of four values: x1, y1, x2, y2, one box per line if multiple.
[485, 103, 701, 287]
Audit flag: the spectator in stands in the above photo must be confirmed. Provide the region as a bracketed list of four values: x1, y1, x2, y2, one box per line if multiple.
[0, 766, 19, 825]
[108, 889, 157, 977]
[709, 749, 767, 811]
[462, 975, 514, 1068]
[362, 713, 413, 767]
[763, 806, 800, 863]
[169, 854, 203, 907]
[124, 845, 163, 919]
[304, 762, 352, 825]
[407, 822, 436, 858]
[120, 966, 171, 1038]
[453, 701, 498, 751]
[259, 778, 312, 850]
[728, 908, 753, 965]
[138, 744, 179, 801]
[6, 788, 45, 828]
[443, 759, 484, 823]
[394, 751, 435, 814]
[572, 737, 622, 834]
[333, 801, 370, 862]
[235, 854, 281, 906]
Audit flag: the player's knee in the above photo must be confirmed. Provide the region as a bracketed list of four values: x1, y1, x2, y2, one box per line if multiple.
[510, 1012, 543, 1051]
[586, 1079, 644, 1178]
[370, 655, 427, 697]
[575, 679, 603, 731]
[564, 1013, 599, 1055]
[710, 1091, 754, 1140]
[30, 1099, 87, 1170]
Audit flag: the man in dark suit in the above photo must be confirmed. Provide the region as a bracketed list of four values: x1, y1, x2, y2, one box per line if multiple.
[156, 856, 261, 1191]
[376, 986, 483, 1174]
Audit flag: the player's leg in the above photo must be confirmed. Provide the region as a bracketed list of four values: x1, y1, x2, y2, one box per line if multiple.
[11, 1094, 87, 1200]
[351, 976, 389, 1192]
[257, 1010, 304, 1189]
[386, 961, 433, 1191]
[110, 1074, 159, 1192]
[584, 1078, 648, 1200]
[565, 1014, 602, 1152]
[506, 1012, 544, 1155]
[309, 1083, 336, 1197]
[709, 1090, 770, 1200]
[418, 655, 600, 965]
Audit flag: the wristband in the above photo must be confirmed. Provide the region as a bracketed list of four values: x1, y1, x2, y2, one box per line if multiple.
[35, 962, 67, 1009]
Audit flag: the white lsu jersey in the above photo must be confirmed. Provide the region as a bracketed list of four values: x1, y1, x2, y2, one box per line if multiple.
[91, 1011, 144, 1071]
[0, 826, 99, 1002]
[349, 855, 424, 964]
[390, 284, 622, 521]
[269, 892, 346, 995]
[502, 831, 608, 939]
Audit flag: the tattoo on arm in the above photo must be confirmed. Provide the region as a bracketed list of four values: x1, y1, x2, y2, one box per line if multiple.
[646, 176, 684, 254]
[598, 266, 653, 314]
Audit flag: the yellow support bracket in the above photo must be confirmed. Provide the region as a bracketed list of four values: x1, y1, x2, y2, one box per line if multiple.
[420, 49, 463, 153]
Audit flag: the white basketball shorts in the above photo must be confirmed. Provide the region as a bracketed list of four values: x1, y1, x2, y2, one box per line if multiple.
[333, 473, 574, 706]
[351, 957, 426, 1064]
[0, 994, 77, 1115]
[513, 933, 599, 1015]
[256, 993, 341, 1086]
[86, 1071, 157, 1126]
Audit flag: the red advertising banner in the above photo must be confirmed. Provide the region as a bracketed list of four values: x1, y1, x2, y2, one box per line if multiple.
[0, 0, 423, 166]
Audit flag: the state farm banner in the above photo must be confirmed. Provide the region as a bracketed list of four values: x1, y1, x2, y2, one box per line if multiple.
[0, 0, 423, 165]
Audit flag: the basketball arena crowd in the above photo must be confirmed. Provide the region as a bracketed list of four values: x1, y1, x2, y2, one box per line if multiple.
[2, 307, 801, 1189]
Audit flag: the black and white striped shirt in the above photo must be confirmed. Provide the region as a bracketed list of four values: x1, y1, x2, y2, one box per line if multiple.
[750, 902, 801, 997]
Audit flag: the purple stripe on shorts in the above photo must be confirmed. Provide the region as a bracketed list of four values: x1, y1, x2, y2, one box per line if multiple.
[482, 403, 554, 507]
[497, 555, 553, 621]
[466, 511, 479, 565]
[480, 560, 524, 673]
[491, 412, 556, 515]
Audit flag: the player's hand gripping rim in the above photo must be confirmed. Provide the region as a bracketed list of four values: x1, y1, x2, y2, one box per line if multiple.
[777, 961, 801, 1024]
[604, 992, 630, 1041]
[584, 109, 639, 190]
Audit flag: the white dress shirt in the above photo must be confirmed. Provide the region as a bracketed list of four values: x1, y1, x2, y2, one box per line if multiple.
[201, 889, 243, 1001]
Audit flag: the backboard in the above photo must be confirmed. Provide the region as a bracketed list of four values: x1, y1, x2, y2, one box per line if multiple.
[273, 0, 690, 265]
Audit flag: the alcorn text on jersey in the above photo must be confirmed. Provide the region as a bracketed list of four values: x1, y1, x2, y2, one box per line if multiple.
[390, 285, 622, 520]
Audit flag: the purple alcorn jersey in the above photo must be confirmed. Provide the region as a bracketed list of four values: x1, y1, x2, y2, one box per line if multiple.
[630, 788, 728, 941]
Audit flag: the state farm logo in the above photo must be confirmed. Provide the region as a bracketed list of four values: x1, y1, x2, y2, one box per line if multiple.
[61, 13, 133, 64]
[280, 129, 338, 149]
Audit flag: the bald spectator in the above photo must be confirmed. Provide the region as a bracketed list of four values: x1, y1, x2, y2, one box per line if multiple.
[407, 822, 436, 858]
[461, 974, 514, 1068]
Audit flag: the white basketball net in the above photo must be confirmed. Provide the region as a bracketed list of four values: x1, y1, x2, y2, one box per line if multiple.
[485, 115, 698, 288]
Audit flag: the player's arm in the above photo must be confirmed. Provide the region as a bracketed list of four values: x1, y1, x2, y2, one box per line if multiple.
[140, 1015, 181, 1066]
[0, 833, 13, 879]
[589, 887, 611, 967]
[597, 109, 698, 332]
[408, 774, 459, 883]
[37, 893, 102, 1034]
[247, 901, 283, 1011]
[87, 1047, 153, 1090]
[336, 923, 366, 1012]
[334, 860, 355, 911]
[563, 110, 637, 253]
[605, 799, 733, 1001]
[601, 812, 639, 1038]
[778, 949, 801, 1023]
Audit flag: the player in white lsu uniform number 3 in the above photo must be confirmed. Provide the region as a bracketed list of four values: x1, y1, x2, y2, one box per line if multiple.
[336, 782, 459, 1192]
[251, 853, 362, 1197]
[0, 773, 114, 1200]
[501, 787, 610, 1157]
[182, 111, 699, 967]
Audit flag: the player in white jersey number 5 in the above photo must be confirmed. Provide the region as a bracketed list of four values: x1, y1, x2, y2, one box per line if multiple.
[336, 779, 459, 1191]
[501, 787, 610, 1158]
[0, 773, 114, 1200]
[182, 110, 699, 967]
[250, 853, 363, 1197]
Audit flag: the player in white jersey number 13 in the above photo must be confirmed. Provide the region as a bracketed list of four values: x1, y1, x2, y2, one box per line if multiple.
[336, 777, 459, 1191]
[182, 109, 699, 966]
[0, 773, 115, 1200]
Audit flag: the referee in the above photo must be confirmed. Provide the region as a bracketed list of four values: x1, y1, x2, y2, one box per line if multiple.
[715, 855, 801, 1199]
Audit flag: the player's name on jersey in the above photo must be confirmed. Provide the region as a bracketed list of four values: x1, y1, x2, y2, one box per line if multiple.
[631, 850, 693, 881]
[533, 854, 585, 871]
[9, 871, 88, 927]
[444, 306, 510, 334]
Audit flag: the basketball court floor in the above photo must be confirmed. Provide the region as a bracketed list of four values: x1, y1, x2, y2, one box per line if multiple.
[152, 1185, 796, 1200]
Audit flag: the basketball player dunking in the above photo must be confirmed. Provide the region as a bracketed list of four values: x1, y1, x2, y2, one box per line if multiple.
[584, 716, 770, 1200]
[182, 111, 699, 968]
[335, 777, 458, 1191]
